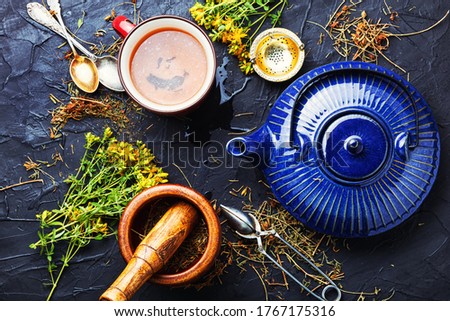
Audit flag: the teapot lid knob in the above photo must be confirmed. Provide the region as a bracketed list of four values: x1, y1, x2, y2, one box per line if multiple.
[344, 135, 364, 155]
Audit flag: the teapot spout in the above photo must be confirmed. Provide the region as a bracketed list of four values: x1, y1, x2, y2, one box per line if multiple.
[226, 137, 250, 157]
[226, 127, 269, 161]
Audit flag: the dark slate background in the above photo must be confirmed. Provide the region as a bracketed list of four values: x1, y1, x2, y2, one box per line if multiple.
[0, 0, 449, 300]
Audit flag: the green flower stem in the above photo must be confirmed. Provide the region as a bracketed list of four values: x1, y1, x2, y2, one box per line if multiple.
[246, 0, 288, 44]
[46, 240, 81, 301]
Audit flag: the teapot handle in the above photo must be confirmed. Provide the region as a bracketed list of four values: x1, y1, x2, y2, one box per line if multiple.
[286, 64, 419, 151]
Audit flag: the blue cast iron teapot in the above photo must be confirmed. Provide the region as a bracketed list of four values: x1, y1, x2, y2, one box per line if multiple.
[227, 62, 440, 238]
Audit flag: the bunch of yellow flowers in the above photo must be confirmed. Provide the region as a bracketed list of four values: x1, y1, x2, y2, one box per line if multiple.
[190, 0, 288, 75]
[30, 127, 168, 300]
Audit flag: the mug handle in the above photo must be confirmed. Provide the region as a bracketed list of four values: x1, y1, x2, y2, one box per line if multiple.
[112, 15, 136, 38]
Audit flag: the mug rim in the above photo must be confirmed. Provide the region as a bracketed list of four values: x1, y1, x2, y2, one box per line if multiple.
[117, 15, 216, 115]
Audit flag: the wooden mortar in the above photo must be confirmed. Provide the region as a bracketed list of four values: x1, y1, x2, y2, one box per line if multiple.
[100, 184, 221, 300]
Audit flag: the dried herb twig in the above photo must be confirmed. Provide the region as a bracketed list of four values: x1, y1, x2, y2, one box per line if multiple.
[23, 154, 63, 185]
[309, 0, 449, 73]
[0, 179, 44, 192]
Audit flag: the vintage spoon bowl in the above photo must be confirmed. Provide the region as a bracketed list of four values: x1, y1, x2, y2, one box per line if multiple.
[68, 55, 99, 93]
[45, 0, 99, 93]
[94, 56, 124, 92]
[219, 204, 256, 236]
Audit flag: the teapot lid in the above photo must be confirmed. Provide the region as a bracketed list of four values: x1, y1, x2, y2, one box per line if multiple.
[230, 62, 440, 237]
[319, 111, 391, 183]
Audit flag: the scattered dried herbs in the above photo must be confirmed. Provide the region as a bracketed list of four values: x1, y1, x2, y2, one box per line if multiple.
[208, 182, 389, 300]
[189, 0, 289, 74]
[166, 180, 345, 296]
[29, 127, 168, 300]
[49, 96, 139, 138]
[23, 153, 63, 186]
[224, 195, 344, 299]
[309, 0, 449, 73]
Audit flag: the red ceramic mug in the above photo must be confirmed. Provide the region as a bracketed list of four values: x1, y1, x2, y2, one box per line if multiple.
[113, 15, 216, 115]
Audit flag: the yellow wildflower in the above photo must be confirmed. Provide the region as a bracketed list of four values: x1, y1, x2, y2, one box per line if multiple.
[221, 31, 231, 43]
[85, 132, 101, 146]
[223, 16, 234, 31]
[228, 43, 246, 56]
[239, 59, 253, 75]
[211, 13, 223, 28]
[102, 126, 113, 140]
[189, 2, 206, 25]
[230, 27, 247, 45]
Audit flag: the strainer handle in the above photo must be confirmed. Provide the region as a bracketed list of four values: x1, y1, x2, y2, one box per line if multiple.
[288, 64, 419, 150]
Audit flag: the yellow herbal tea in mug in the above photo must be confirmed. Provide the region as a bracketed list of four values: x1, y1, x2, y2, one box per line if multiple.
[130, 29, 208, 106]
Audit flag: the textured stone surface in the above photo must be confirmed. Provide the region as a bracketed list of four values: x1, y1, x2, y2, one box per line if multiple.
[0, 0, 449, 300]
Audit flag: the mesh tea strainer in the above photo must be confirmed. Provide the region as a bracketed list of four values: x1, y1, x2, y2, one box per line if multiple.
[250, 27, 305, 82]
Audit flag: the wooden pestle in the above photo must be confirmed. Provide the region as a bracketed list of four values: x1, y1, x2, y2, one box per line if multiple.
[100, 201, 199, 301]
